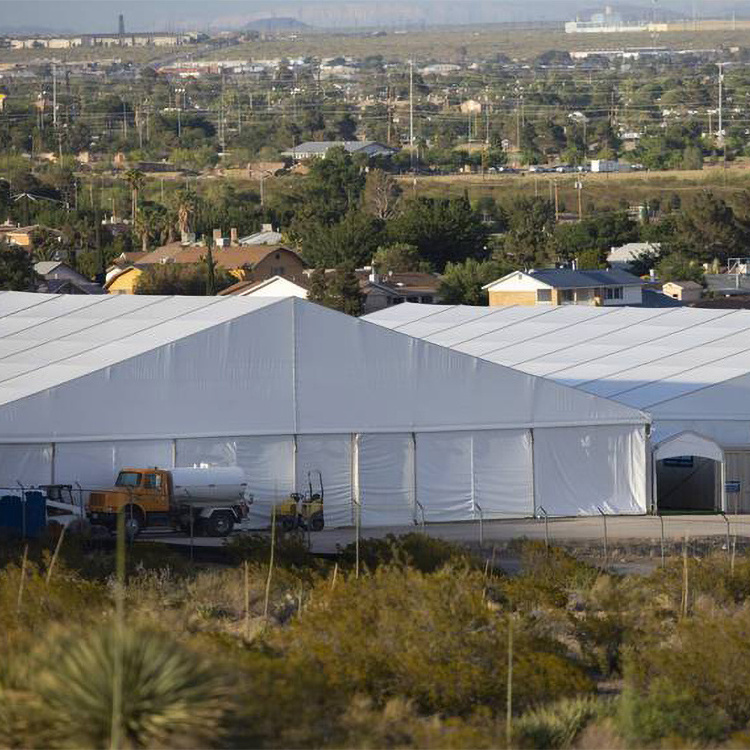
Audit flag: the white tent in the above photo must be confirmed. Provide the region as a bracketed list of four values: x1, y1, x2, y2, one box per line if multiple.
[364, 304, 750, 444]
[0, 293, 649, 525]
[365, 303, 750, 511]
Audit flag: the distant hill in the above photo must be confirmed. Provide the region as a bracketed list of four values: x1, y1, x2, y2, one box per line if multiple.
[245, 17, 309, 32]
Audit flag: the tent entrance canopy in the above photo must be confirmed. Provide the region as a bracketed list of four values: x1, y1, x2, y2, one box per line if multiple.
[653, 430, 726, 512]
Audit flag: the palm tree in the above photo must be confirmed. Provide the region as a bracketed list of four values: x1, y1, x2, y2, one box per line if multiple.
[174, 188, 198, 239]
[124, 168, 145, 221]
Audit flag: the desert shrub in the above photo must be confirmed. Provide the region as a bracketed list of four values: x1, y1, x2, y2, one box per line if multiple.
[620, 607, 750, 744]
[0, 560, 106, 633]
[339, 532, 475, 573]
[513, 696, 613, 749]
[503, 542, 600, 610]
[226, 532, 320, 572]
[280, 565, 593, 718]
[27, 625, 231, 749]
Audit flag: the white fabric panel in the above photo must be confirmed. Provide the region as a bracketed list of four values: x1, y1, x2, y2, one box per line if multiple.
[176, 436, 294, 525]
[295, 301, 646, 433]
[0, 298, 294, 441]
[416, 432, 473, 522]
[0, 444, 52, 489]
[54, 440, 174, 493]
[533, 425, 647, 516]
[472, 430, 534, 518]
[296, 434, 353, 528]
[653, 420, 750, 449]
[357, 434, 414, 526]
[654, 431, 724, 463]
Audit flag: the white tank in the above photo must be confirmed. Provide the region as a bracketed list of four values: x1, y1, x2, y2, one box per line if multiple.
[169, 466, 250, 502]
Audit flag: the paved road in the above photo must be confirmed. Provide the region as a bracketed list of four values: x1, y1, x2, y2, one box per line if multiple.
[142, 513, 750, 554]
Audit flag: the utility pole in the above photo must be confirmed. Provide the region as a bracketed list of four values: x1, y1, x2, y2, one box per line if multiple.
[554, 180, 559, 221]
[409, 59, 415, 170]
[576, 178, 583, 221]
[52, 62, 58, 129]
[718, 62, 724, 142]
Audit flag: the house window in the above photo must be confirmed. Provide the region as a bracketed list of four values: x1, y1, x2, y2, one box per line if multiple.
[271, 267, 285, 275]
[605, 287, 624, 300]
[559, 289, 574, 304]
[392, 297, 404, 304]
[537, 289, 552, 304]
[421, 295, 433, 304]
[407, 296, 419, 302]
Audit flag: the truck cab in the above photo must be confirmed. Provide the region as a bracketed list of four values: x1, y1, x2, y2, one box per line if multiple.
[88, 467, 250, 537]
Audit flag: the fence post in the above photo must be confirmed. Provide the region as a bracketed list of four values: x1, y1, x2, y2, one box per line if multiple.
[721, 512, 731, 559]
[16, 482, 25, 541]
[537, 506, 549, 551]
[475, 502, 484, 549]
[659, 514, 666, 568]
[597, 506, 608, 567]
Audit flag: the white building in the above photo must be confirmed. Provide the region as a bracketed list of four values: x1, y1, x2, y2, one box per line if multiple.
[0, 293, 648, 525]
[366, 303, 750, 513]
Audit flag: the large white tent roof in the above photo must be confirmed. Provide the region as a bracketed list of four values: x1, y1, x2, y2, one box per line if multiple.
[0, 293, 645, 443]
[364, 303, 750, 421]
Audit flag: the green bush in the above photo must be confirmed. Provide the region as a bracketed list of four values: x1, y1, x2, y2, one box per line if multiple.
[280, 565, 593, 717]
[620, 607, 750, 744]
[514, 696, 612, 749]
[339, 532, 475, 574]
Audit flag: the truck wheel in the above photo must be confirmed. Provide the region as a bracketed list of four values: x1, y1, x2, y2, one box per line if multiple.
[310, 515, 325, 532]
[206, 511, 234, 537]
[123, 506, 143, 538]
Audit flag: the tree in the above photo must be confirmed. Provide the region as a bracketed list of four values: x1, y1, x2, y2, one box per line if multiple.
[670, 191, 748, 263]
[307, 265, 363, 316]
[133, 263, 233, 295]
[328, 265, 364, 316]
[364, 169, 402, 220]
[124, 168, 145, 220]
[438, 258, 508, 306]
[298, 211, 384, 269]
[204, 239, 217, 296]
[0, 245, 38, 290]
[657, 252, 705, 284]
[372, 243, 425, 273]
[388, 196, 488, 271]
[500, 196, 556, 269]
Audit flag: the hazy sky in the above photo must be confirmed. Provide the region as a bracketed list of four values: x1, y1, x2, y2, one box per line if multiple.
[0, 0, 740, 33]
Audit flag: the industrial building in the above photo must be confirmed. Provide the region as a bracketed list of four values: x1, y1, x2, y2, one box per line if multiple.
[0, 293, 648, 527]
[365, 303, 750, 514]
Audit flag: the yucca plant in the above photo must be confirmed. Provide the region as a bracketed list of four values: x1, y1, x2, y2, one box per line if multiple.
[513, 696, 612, 749]
[32, 625, 230, 749]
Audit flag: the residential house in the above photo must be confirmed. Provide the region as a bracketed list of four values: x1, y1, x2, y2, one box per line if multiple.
[359, 270, 442, 314]
[105, 266, 143, 294]
[106, 233, 307, 294]
[0, 224, 62, 250]
[282, 141, 398, 161]
[483, 268, 644, 307]
[219, 275, 309, 298]
[238, 224, 283, 245]
[607, 241, 660, 271]
[34, 261, 104, 294]
[662, 280, 703, 303]
[137, 241, 306, 282]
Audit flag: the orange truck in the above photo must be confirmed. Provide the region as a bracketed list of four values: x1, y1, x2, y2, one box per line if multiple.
[87, 466, 252, 537]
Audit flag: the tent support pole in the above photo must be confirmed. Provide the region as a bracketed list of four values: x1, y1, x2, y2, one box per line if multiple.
[411, 432, 418, 524]
[171, 439, 177, 468]
[720, 454, 727, 513]
[529, 428, 536, 517]
[50, 442, 56, 485]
